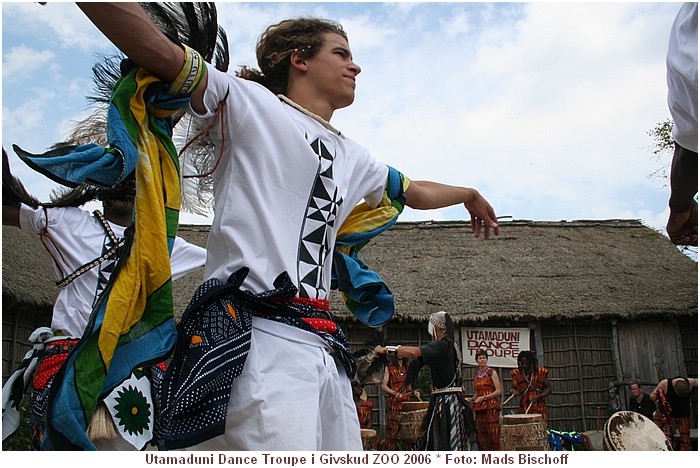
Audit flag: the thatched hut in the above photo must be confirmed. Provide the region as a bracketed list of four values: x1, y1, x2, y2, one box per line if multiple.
[3, 219, 697, 438]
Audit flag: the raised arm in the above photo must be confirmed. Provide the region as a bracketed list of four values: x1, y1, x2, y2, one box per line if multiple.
[3, 148, 26, 227]
[666, 144, 698, 246]
[375, 344, 423, 360]
[76, 3, 208, 111]
[405, 180, 499, 240]
[77, 3, 182, 81]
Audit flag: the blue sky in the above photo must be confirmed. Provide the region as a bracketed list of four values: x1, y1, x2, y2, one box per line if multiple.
[1, 2, 686, 235]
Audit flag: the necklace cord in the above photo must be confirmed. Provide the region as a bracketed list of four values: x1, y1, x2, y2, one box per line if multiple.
[277, 94, 344, 138]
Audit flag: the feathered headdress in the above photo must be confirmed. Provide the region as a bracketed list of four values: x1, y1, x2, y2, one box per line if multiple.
[6, 2, 229, 213]
[9, 3, 231, 451]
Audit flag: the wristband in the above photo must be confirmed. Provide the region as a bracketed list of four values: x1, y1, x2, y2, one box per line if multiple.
[168, 44, 206, 96]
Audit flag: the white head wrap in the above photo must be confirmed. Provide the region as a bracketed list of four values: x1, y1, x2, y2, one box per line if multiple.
[428, 311, 448, 337]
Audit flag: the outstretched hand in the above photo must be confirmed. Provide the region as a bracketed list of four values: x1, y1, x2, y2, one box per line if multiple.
[464, 190, 500, 240]
[667, 203, 698, 246]
[404, 181, 500, 240]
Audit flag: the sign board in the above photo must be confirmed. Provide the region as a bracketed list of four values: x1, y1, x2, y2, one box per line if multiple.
[461, 327, 530, 368]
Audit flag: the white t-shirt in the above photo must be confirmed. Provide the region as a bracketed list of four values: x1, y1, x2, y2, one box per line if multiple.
[19, 205, 206, 336]
[667, 2, 698, 152]
[191, 67, 389, 300]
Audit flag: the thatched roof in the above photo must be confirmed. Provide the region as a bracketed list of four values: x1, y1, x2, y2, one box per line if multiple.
[3, 220, 697, 324]
[2, 227, 59, 307]
[339, 219, 698, 324]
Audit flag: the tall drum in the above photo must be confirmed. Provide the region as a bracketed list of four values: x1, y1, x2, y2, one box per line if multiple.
[500, 414, 549, 451]
[360, 429, 378, 451]
[398, 401, 429, 444]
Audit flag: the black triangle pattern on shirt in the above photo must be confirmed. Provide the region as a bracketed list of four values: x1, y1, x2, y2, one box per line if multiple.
[93, 234, 119, 307]
[298, 138, 343, 299]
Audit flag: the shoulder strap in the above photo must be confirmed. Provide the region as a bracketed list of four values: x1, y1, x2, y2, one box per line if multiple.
[55, 210, 125, 288]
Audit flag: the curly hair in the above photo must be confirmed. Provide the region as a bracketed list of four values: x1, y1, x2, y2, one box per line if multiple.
[237, 17, 347, 95]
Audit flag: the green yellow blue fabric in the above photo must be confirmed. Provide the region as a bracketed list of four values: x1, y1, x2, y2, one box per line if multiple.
[332, 167, 410, 327]
[19, 66, 193, 450]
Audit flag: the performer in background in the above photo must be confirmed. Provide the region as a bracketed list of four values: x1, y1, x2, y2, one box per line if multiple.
[627, 381, 656, 421]
[650, 376, 698, 451]
[510, 350, 552, 422]
[375, 312, 476, 450]
[2, 149, 206, 450]
[352, 380, 374, 430]
[468, 349, 501, 450]
[380, 348, 418, 450]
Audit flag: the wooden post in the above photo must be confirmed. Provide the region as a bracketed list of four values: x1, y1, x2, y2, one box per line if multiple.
[572, 325, 588, 432]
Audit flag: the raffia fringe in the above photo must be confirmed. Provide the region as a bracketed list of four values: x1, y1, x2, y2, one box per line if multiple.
[86, 403, 118, 441]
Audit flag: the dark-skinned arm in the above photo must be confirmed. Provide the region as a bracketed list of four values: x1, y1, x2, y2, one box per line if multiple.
[76, 3, 208, 112]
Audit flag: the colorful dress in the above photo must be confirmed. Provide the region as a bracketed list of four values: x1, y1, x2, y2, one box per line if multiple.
[510, 367, 549, 422]
[356, 400, 374, 429]
[472, 367, 501, 450]
[384, 361, 411, 450]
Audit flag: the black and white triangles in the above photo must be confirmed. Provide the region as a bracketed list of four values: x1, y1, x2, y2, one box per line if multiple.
[92, 234, 120, 307]
[297, 138, 344, 299]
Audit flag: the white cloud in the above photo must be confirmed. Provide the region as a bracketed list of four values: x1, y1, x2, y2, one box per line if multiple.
[2, 45, 55, 81]
[3, 93, 54, 143]
[1, 2, 687, 230]
[2, 2, 111, 51]
[330, 2, 680, 228]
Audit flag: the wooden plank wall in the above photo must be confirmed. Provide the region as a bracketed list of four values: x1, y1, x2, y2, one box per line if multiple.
[342, 317, 698, 437]
[2, 302, 53, 383]
[4, 310, 696, 439]
[540, 322, 617, 433]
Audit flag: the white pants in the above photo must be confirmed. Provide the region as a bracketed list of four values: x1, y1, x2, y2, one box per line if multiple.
[191, 317, 362, 451]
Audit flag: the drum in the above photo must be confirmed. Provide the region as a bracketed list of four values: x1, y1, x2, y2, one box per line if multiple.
[398, 401, 429, 443]
[603, 411, 670, 451]
[361, 429, 378, 451]
[402, 401, 430, 412]
[500, 413, 549, 451]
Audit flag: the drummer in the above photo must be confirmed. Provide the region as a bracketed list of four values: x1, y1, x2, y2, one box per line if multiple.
[650, 376, 698, 451]
[509, 351, 552, 422]
[378, 346, 419, 450]
[352, 380, 374, 430]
